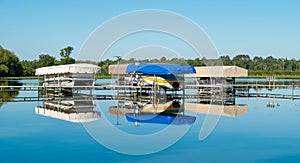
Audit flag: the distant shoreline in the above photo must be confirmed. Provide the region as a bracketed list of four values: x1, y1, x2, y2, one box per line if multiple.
[1, 75, 300, 80]
[0, 76, 112, 80]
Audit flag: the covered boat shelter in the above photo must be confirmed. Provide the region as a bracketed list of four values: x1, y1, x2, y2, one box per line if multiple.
[126, 63, 196, 89]
[185, 66, 248, 79]
[109, 63, 196, 102]
[185, 66, 248, 95]
[109, 63, 196, 88]
[109, 63, 196, 75]
[35, 63, 101, 97]
[125, 63, 196, 75]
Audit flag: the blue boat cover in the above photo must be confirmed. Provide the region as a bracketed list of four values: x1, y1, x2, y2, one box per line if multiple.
[126, 63, 196, 75]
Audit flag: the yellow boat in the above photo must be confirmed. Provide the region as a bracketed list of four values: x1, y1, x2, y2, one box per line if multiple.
[141, 75, 181, 89]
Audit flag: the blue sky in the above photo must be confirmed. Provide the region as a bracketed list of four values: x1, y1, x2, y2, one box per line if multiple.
[1, 0, 300, 61]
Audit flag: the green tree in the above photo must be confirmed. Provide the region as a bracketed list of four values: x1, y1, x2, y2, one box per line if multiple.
[278, 58, 286, 71]
[232, 54, 251, 69]
[291, 58, 297, 71]
[0, 64, 9, 74]
[265, 56, 276, 71]
[60, 46, 74, 58]
[193, 57, 205, 66]
[160, 57, 167, 63]
[0, 46, 23, 77]
[38, 54, 56, 67]
[58, 46, 75, 65]
[252, 56, 264, 71]
[219, 55, 232, 66]
[296, 60, 300, 72]
[59, 58, 76, 65]
[21, 60, 38, 76]
[98, 59, 116, 76]
[169, 58, 186, 65]
[186, 59, 195, 66]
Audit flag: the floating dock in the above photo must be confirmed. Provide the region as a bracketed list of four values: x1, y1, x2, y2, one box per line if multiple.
[1, 64, 299, 103]
[0, 83, 299, 103]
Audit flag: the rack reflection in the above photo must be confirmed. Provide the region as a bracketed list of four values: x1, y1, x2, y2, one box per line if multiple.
[109, 100, 196, 126]
[109, 97, 248, 126]
[35, 95, 100, 123]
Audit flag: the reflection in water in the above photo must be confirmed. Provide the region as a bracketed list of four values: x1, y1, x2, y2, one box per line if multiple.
[0, 80, 22, 108]
[35, 97, 100, 123]
[266, 101, 280, 108]
[126, 112, 196, 125]
[109, 100, 196, 126]
[109, 97, 248, 126]
[184, 102, 248, 117]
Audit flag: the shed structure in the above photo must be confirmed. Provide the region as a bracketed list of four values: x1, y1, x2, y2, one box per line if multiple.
[35, 63, 100, 97]
[185, 66, 248, 96]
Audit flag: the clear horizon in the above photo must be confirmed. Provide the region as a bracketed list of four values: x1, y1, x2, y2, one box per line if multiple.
[1, 0, 300, 61]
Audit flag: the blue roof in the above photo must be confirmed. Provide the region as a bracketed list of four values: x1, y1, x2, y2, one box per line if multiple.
[125, 63, 196, 75]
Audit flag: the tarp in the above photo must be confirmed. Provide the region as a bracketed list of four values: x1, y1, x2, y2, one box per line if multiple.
[109, 64, 129, 75]
[185, 66, 248, 78]
[126, 63, 196, 75]
[35, 63, 101, 75]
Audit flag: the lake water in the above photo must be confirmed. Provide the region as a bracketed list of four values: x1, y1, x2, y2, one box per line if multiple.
[1, 79, 300, 162]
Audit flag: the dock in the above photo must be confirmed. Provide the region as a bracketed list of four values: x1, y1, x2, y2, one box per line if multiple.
[1, 83, 299, 103]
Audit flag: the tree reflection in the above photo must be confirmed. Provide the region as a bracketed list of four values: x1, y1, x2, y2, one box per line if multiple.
[0, 80, 22, 108]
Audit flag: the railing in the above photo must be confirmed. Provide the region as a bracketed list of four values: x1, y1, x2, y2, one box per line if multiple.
[0, 84, 299, 103]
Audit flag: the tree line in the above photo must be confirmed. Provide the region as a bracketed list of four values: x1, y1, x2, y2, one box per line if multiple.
[99, 55, 300, 77]
[1, 45, 300, 77]
[0, 45, 75, 77]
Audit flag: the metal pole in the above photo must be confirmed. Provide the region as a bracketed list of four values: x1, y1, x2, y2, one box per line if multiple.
[292, 82, 295, 100]
[256, 80, 258, 100]
[38, 75, 40, 101]
[154, 75, 157, 104]
[152, 76, 155, 107]
[182, 74, 185, 115]
[44, 74, 47, 98]
[58, 73, 61, 97]
[273, 76, 276, 89]
[114, 55, 121, 84]
[116, 100, 121, 125]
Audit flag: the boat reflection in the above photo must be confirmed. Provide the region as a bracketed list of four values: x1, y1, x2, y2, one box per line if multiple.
[109, 100, 196, 126]
[109, 98, 248, 126]
[126, 112, 196, 125]
[35, 97, 100, 123]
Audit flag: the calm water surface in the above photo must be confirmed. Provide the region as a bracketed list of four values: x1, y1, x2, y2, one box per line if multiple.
[1, 79, 300, 162]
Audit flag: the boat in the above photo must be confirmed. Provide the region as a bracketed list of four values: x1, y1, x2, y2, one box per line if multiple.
[141, 75, 180, 89]
[125, 63, 196, 89]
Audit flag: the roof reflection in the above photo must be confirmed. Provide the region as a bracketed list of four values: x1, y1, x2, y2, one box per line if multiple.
[35, 98, 100, 123]
[109, 100, 196, 125]
[184, 102, 248, 117]
[108, 98, 248, 127]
